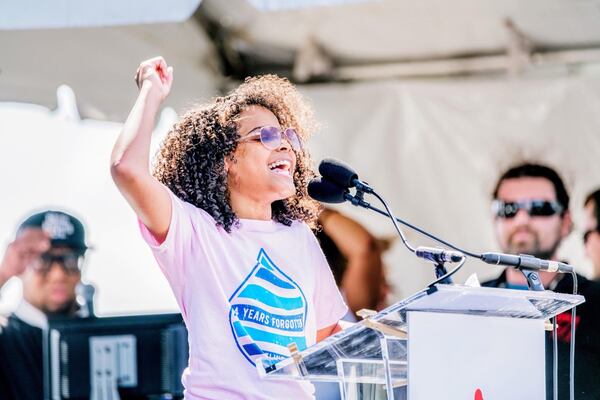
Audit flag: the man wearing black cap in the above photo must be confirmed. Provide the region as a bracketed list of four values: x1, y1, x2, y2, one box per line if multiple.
[0, 210, 89, 400]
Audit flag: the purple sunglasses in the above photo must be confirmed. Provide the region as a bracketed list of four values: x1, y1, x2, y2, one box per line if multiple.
[239, 126, 303, 152]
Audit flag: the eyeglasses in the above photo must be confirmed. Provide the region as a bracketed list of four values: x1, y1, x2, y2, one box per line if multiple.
[238, 126, 303, 152]
[492, 199, 564, 219]
[31, 252, 83, 274]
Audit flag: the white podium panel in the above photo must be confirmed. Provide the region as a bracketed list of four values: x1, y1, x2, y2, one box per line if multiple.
[408, 311, 545, 400]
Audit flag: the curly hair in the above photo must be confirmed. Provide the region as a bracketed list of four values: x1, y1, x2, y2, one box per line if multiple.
[153, 75, 322, 232]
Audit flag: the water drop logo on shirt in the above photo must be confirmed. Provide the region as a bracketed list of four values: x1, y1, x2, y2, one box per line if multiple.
[229, 248, 308, 366]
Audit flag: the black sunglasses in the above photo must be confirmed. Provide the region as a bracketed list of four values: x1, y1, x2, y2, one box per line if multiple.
[32, 252, 83, 274]
[492, 199, 564, 219]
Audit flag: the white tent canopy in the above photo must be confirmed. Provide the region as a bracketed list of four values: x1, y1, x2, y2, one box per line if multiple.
[1, 0, 202, 29]
[3, 0, 600, 119]
[0, 19, 221, 121]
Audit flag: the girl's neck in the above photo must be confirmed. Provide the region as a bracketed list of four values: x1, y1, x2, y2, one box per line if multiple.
[230, 195, 272, 221]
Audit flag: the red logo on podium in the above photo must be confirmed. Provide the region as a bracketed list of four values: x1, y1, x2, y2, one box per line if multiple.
[474, 388, 484, 400]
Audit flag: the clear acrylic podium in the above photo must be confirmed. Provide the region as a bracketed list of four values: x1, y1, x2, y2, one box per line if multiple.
[257, 284, 584, 399]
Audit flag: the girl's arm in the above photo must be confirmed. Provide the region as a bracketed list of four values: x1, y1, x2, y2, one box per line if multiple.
[316, 322, 342, 341]
[110, 57, 173, 243]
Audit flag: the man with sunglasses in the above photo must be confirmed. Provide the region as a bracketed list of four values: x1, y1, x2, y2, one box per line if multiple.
[583, 189, 600, 280]
[0, 210, 89, 400]
[483, 164, 600, 399]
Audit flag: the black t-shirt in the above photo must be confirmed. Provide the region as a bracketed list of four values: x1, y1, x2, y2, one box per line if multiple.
[483, 271, 600, 400]
[0, 314, 45, 400]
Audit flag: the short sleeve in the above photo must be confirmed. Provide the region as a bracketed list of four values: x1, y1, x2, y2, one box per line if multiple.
[138, 188, 195, 290]
[306, 226, 348, 329]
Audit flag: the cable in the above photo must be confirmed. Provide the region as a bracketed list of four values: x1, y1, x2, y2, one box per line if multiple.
[427, 256, 467, 287]
[365, 189, 467, 287]
[369, 190, 416, 253]
[346, 192, 481, 258]
[569, 272, 578, 400]
[553, 317, 558, 400]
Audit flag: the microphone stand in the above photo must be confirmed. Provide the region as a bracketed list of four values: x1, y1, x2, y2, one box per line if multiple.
[433, 263, 452, 285]
[313, 152, 582, 400]
[342, 189, 567, 399]
[520, 269, 545, 292]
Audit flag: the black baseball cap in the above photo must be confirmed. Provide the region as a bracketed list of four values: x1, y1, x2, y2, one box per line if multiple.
[17, 210, 88, 254]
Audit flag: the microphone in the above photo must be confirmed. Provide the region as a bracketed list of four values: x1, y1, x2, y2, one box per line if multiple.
[310, 157, 469, 286]
[307, 178, 347, 204]
[415, 246, 464, 264]
[318, 159, 373, 193]
[76, 283, 96, 318]
[481, 252, 574, 273]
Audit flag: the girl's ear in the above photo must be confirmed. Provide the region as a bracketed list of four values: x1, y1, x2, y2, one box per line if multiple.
[224, 154, 237, 173]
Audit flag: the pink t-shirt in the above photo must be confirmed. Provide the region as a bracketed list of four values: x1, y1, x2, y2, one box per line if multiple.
[139, 189, 347, 400]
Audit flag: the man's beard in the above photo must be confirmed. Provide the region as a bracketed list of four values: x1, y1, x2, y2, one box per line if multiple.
[42, 299, 79, 319]
[506, 229, 560, 260]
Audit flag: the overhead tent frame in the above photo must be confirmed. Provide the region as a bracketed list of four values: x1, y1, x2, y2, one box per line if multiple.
[197, 0, 600, 82]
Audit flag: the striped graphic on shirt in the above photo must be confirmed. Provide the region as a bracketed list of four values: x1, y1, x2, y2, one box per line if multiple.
[228, 248, 308, 367]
